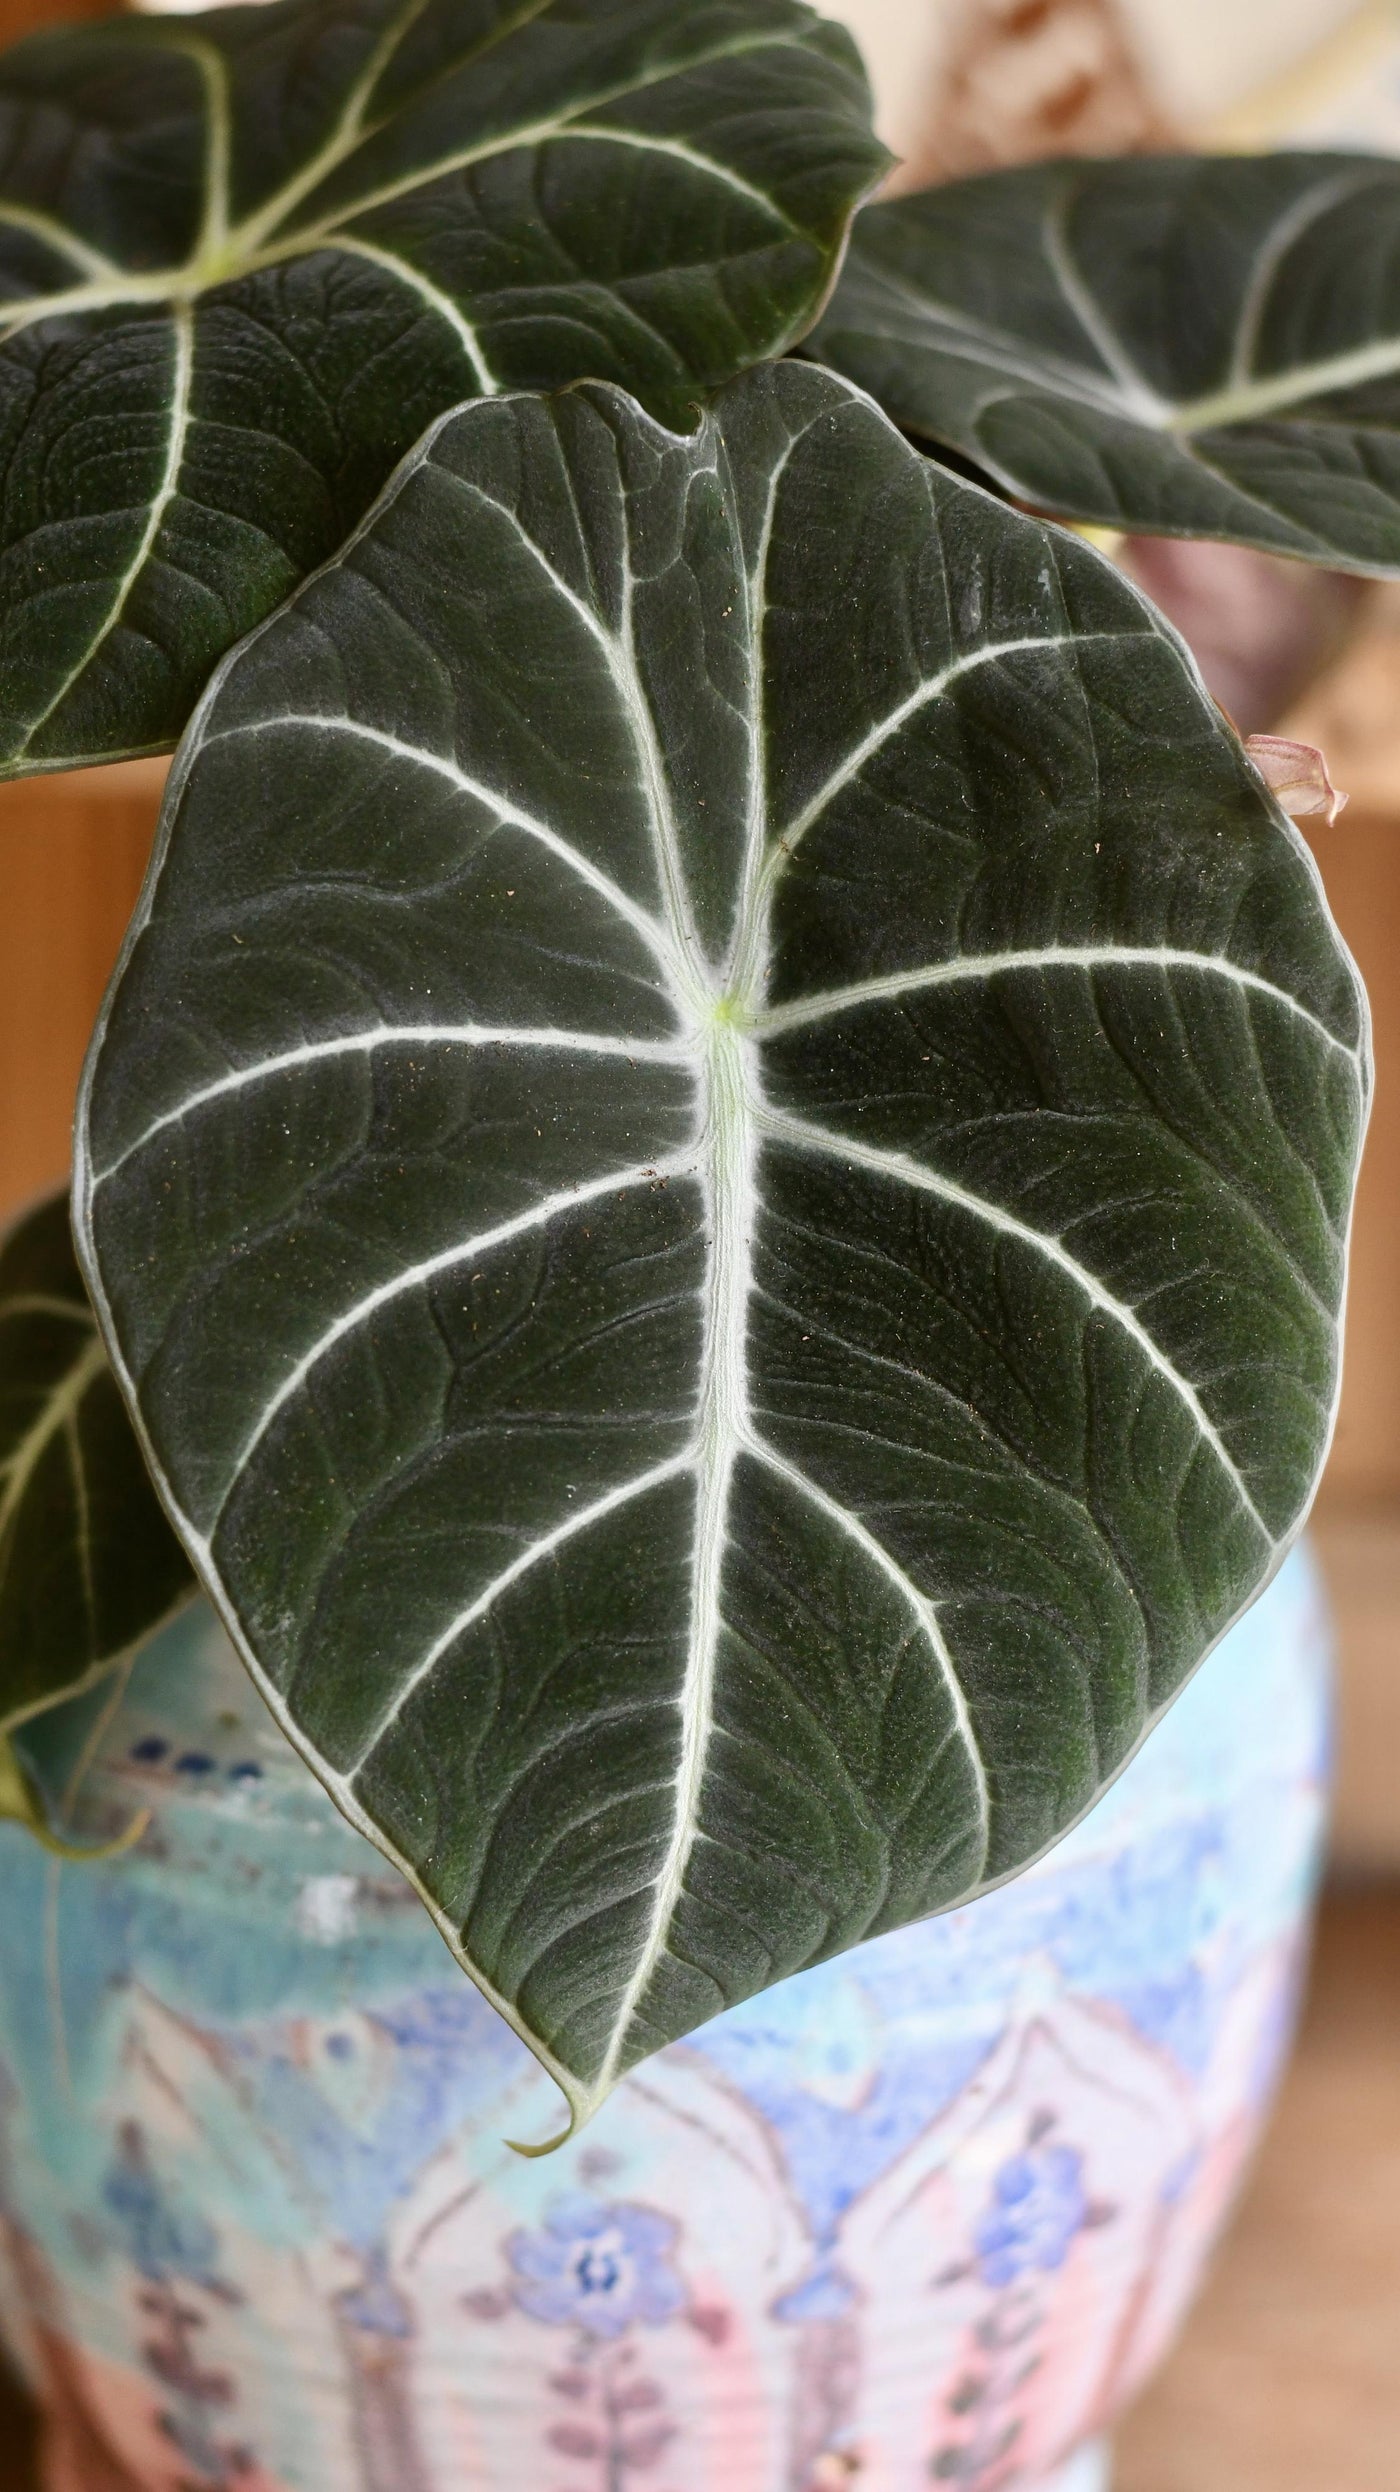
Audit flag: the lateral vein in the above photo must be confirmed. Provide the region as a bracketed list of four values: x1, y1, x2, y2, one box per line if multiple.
[210, 1152, 694, 1516]
[754, 944, 1361, 1057]
[836, 261, 1138, 418]
[1042, 187, 1167, 421]
[271, 31, 820, 246]
[0, 202, 118, 282]
[326, 235, 499, 394]
[348, 1453, 693, 1770]
[205, 713, 677, 974]
[15, 301, 194, 757]
[746, 1432, 991, 1882]
[758, 1103, 1280, 1550]
[93, 1023, 687, 1188]
[0, 1336, 106, 1546]
[774, 631, 1130, 857]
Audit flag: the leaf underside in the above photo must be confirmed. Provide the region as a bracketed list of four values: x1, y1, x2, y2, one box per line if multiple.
[0, 0, 885, 778]
[77, 363, 1367, 2130]
[0, 1189, 193, 1734]
[809, 154, 1400, 573]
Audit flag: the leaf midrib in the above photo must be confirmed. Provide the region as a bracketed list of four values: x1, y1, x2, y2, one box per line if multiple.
[849, 165, 1400, 442]
[13, 301, 194, 759]
[0, 1329, 105, 1548]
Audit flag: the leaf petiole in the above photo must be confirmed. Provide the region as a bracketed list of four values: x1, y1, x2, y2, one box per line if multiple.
[0, 1735, 149, 1864]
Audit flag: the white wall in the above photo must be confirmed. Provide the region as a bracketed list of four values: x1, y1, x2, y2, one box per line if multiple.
[819, 0, 1363, 149]
[1116, 0, 1360, 122]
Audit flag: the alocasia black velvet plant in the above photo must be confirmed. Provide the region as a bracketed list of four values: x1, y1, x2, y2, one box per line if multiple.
[0, 0, 1380, 2137]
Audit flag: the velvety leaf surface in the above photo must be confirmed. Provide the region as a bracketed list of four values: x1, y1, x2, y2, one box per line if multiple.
[809, 155, 1400, 572]
[0, 0, 884, 777]
[0, 1188, 193, 1731]
[77, 364, 1368, 2131]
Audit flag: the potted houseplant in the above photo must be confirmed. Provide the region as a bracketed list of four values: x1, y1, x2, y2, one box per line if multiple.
[0, 2, 1388, 2483]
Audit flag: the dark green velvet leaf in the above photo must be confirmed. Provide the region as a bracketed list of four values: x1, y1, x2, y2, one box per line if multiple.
[76, 362, 1368, 2132]
[0, 0, 885, 777]
[0, 1188, 193, 1736]
[809, 154, 1400, 572]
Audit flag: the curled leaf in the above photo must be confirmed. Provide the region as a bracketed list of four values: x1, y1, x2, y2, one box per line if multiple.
[1244, 736, 1348, 827]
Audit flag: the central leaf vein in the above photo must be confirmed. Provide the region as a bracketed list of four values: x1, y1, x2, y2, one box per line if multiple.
[16, 302, 194, 757]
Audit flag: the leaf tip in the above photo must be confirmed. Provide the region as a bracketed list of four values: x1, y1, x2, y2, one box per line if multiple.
[505, 2072, 593, 2158]
[506, 2113, 580, 2162]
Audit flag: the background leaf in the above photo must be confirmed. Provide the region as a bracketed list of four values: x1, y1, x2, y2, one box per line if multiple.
[0, 0, 885, 776]
[77, 363, 1368, 2131]
[0, 1188, 193, 1738]
[809, 155, 1400, 572]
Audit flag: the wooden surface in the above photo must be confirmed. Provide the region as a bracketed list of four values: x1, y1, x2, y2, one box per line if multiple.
[1312, 1512, 1400, 1878]
[1289, 590, 1400, 1510]
[0, 761, 163, 1219]
[1304, 793, 1400, 1507]
[1117, 1891, 1400, 2492]
[0, 1891, 1394, 2489]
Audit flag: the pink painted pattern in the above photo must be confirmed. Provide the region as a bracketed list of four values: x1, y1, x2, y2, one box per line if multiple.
[0, 1554, 1329, 2492]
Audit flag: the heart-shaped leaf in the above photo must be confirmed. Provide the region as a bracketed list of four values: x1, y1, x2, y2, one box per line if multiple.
[0, 1188, 193, 1736]
[76, 364, 1368, 2133]
[809, 155, 1400, 572]
[0, 0, 884, 778]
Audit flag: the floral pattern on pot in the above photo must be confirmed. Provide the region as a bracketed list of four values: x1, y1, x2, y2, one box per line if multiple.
[505, 2197, 687, 2340]
[0, 1547, 1330, 2492]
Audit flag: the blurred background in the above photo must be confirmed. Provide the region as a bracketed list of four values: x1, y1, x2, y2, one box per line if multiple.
[1, 2, 1399, 2486]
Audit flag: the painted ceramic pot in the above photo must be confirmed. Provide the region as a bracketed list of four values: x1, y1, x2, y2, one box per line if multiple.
[0, 1548, 1329, 2492]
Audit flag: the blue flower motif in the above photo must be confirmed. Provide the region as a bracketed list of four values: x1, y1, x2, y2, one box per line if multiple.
[102, 2125, 223, 2289]
[973, 2143, 1087, 2289]
[506, 2195, 686, 2340]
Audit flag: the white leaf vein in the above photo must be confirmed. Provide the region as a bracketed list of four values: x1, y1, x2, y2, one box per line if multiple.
[757, 1101, 1279, 1551]
[776, 630, 1132, 855]
[0, 1335, 106, 1549]
[745, 1432, 991, 1880]
[1042, 190, 1166, 422]
[347, 1452, 692, 1772]
[209, 1152, 694, 1523]
[15, 302, 194, 758]
[754, 944, 1361, 1059]
[93, 1022, 686, 1188]
[324, 235, 499, 395]
[851, 169, 1400, 445]
[206, 713, 677, 974]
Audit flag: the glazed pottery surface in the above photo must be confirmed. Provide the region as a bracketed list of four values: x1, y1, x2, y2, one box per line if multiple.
[0, 1551, 1329, 2491]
